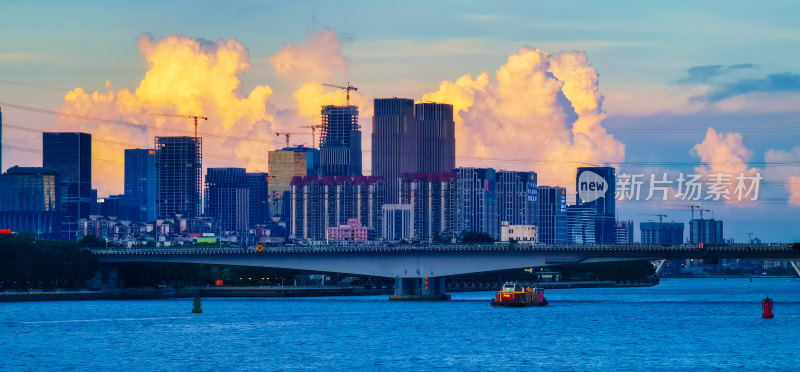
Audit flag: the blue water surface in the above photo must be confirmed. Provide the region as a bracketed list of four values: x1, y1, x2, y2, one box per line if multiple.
[1, 278, 798, 371]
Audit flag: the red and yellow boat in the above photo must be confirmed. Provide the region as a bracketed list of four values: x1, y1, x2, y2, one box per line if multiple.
[491, 282, 548, 307]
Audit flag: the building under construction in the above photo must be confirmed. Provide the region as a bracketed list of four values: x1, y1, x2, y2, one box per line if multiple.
[289, 176, 385, 241]
[320, 105, 361, 177]
[155, 136, 202, 219]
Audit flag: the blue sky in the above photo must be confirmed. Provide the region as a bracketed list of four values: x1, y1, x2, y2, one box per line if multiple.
[1, 1, 799, 241]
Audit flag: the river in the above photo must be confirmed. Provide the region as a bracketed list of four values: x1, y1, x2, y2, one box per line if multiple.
[1, 278, 798, 371]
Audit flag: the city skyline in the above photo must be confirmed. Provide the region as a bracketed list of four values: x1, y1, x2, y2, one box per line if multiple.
[1, 1, 799, 242]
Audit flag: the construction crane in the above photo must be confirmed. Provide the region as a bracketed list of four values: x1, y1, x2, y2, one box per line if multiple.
[322, 82, 358, 106]
[638, 214, 667, 222]
[275, 132, 299, 148]
[300, 125, 322, 148]
[150, 113, 207, 137]
[689, 205, 701, 221]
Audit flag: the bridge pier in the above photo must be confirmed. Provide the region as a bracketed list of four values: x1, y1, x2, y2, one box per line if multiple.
[389, 276, 451, 301]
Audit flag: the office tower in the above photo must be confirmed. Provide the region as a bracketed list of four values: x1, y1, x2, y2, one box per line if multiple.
[124, 149, 157, 222]
[372, 98, 417, 204]
[566, 205, 596, 244]
[641, 221, 684, 244]
[382, 204, 414, 241]
[246, 172, 269, 228]
[690, 219, 723, 244]
[289, 176, 384, 241]
[414, 102, 455, 174]
[205, 168, 249, 232]
[576, 167, 616, 244]
[268, 146, 320, 218]
[100, 194, 140, 221]
[320, 105, 361, 176]
[616, 220, 634, 244]
[496, 171, 538, 227]
[43, 132, 91, 238]
[536, 186, 568, 244]
[155, 136, 202, 219]
[455, 168, 498, 237]
[0, 166, 61, 238]
[398, 172, 458, 241]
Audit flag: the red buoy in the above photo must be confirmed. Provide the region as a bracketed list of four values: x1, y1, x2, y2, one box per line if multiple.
[762, 297, 774, 319]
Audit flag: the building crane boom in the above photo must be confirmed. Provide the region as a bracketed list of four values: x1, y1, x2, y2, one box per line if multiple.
[322, 82, 358, 106]
[275, 132, 298, 148]
[300, 125, 322, 149]
[150, 113, 208, 138]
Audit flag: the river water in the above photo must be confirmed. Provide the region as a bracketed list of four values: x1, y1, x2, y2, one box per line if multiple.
[1, 278, 798, 371]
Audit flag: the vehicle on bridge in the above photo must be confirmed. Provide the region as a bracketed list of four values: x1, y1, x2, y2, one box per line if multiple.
[491, 282, 547, 307]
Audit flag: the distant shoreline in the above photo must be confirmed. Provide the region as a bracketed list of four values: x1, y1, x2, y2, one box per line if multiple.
[0, 280, 658, 302]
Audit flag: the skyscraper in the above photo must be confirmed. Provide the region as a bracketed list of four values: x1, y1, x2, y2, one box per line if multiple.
[616, 220, 634, 244]
[576, 167, 616, 244]
[566, 205, 596, 244]
[43, 132, 91, 238]
[0, 166, 61, 238]
[496, 171, 538, 227]
[398, 172, 458, 241]
[246, 172, 269, 228]
[455, 167, 499, 237]
[0, 105, 3, 173]
[155, 136, 202, 219]
[372, 98, 417, 203]
[124, 149, 157, 222]
[205, 168, 249, 232]
[268, 146, 320, 219]
[537, 186, 568, 244]
[320, 105, 361, 176]
[690, 218, 723, 244]
[414, 102, 455, 174]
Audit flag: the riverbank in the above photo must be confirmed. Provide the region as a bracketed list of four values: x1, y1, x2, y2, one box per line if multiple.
[0, 280, 657, 302]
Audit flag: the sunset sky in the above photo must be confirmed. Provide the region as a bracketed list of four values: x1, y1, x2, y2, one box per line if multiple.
[1, 1, 799, 241]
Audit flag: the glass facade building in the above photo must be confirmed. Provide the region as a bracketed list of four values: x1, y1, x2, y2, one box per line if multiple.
[124, 149, 157, 222]
[320, 105, 361, 177]
[205, 168, 249, 232]
[155, 137, 202, 219]
[641, 221, 684, 245]
[536, 186, 568, 244]
[43, 132, 91, 239]
[0, 166, 61, 237]
[576, 167, 616, 244]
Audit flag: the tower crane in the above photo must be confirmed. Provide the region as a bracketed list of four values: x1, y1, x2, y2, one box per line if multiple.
[638, 214, 668, 222]
[150, 113, 207, 137]
[275, 132, 299, 148]
[300, 125, 322, 148]
[322, 82, 358, 106]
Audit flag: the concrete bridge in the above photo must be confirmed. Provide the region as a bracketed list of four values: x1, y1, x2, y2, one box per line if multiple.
[92, 243, 800, 300]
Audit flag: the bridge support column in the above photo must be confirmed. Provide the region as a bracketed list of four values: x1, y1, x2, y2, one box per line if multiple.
[389, 276, 451, 301]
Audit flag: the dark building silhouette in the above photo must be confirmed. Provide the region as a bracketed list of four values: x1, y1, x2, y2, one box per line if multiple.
[124, 149, 157, 222]
[496, 171, 538, 227]
[320, 105, 361, 176]
[155, 137, 202, 219]
[205, 168, 249, 232]
[414, 102, 455, 174]
[641, 221, 684, 244]
[0, 106, 3, 173]
[0, 166, 61, 238]
[372, 98, 417, 203]
[576, 167, 616, 244]
[43, 132, 91, 238]
[100, 194, 140, 221]
[537, 186, 568, 244]
[690, 219, 723, 244]
[246, 172, 269, 228]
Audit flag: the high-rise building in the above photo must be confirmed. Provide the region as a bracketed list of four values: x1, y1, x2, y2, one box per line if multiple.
[124, 149, 157, 222]
[414, 103, 455, 174]
[690, 219, 723, 244]
[536, 186, 568, 244]
[399, 172, 458, 241]
[372, 98, 417, 204]
[566, 205, 596, 244]
[205, 168, 249, 232]
[576, 167, 616, 244]
[0, 166, 61, 238]
[0, 105, 3, 173]
[290, 176, 384, 241]
[616, 220, 634, 244]
[455, 168, 498, 237]
[268, 146, 320, 218]
[382, 204, 414, 241]
[155, 136, 202, 219]
[246, 172, 269, 228]
[320, 105, 361, 176]
[496, 171, 538, 227]
[641, 221, 684, 245]
[100, 194, 140, 221]
[43, 132, 91, 238]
